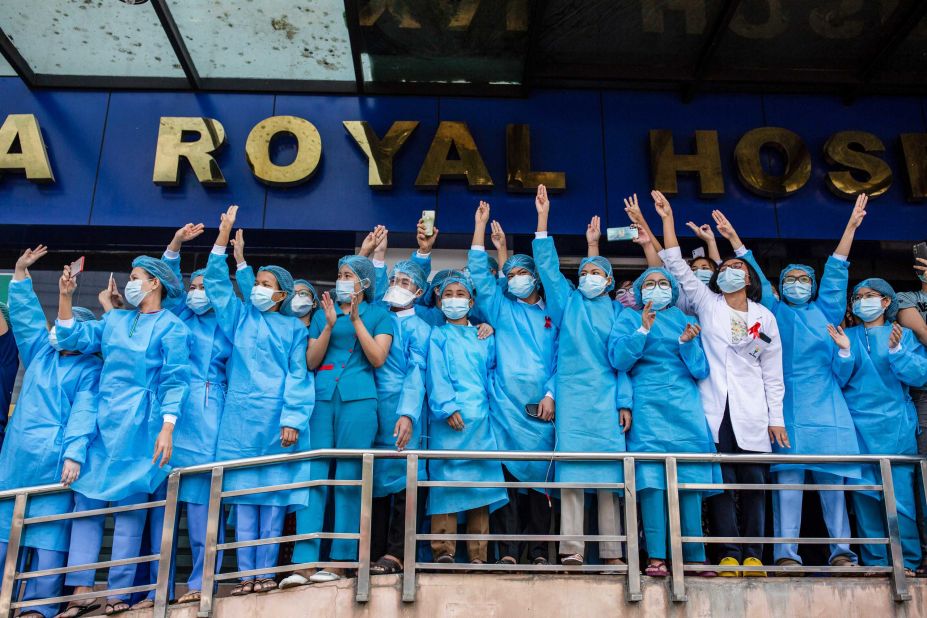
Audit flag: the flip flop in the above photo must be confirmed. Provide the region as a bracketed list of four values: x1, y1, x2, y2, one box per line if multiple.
[104, 601, 130, 616]
[175, 590, 201, 604]
[370, 556, 403, 575]
[53, 603, 101, 618]
[253, 578, 278, 592]
[130, 600, 154, 611]
[230, 581, 254, 596]
[645, 561, 669, 577]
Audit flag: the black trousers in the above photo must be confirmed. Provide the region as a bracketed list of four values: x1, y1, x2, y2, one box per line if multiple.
[371, 491, 408, 561]
[490, 466, 553, 562]
[706, 404, 768, 562]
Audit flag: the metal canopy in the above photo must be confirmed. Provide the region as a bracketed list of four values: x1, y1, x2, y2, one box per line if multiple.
[0, 0, 925, 98]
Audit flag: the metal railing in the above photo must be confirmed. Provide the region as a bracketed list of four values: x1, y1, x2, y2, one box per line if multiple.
[0, 450, 925, 617]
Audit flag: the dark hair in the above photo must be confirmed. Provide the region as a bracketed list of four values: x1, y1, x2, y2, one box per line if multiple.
[708, 257, 763, 303]
[690, 257, 717, 272]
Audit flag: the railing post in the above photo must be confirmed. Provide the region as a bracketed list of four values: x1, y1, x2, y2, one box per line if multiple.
[665, 457, 687, 602]
[198, 468, 225, 618]
[153, 472, 181, 618]
[356, 454, 375, 603]
[623, 457, 641, 603]
[402, 455, 419, 603]
[879, 458, 910, 601]
[0, 494, 27, 617]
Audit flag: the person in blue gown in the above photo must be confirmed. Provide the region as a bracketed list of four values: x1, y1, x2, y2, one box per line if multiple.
[290, 253, 392, 585]
[531, 185, 631, 567]
[54, 253, 190, 616]
[0, 247, 101, 618]
[204, 206, 315, 596]
[426, 272, 507, 564]
[468, 201, 558, 566]
[608, 266, 721, 575]
[711, 198, 868, 570]
[0, 301, 17, 451]
[837, 279, 927, 573]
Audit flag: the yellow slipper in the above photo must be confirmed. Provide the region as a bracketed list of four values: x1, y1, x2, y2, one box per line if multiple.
[743, 556, 767, 577]
[719, 556, 740, 577]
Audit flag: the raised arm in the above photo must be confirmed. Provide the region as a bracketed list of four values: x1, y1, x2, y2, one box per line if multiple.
[586, 215, 601, 258]
[413, 217, 438, 280]
[654, 191, 713, 314]
[469, 203, 504, 321]
[624, 194, 662, 267]
[834, 193, 867, 258]
[490, 219, 509, 268]
[9, 246, 51, 364]
[55, 266, 105, 354]
[204, 206, 244, 341]
[686, 221, 721, 264]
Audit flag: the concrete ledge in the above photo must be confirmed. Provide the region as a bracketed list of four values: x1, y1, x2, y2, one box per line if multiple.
[118, 574, 927, 617]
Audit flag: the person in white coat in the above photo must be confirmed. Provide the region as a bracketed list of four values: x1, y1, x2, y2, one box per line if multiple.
[652, 190, 787, 577]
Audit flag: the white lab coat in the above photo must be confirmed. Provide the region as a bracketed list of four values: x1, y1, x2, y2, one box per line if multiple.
[660, 247, 785, 452]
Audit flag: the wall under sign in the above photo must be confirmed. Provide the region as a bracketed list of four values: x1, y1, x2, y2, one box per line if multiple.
[1, 77, 926, 241]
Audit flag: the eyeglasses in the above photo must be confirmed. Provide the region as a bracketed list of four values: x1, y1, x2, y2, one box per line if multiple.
[615, 288, 631, 297]
[720, 263, 746, 272]
[641, 280, 671, 291]
[295, 290, 313, 299]
[851, 292, 883, 303]
[783, 275, 812, 285]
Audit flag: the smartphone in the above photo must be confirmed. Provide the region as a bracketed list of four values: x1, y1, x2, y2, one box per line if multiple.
[69, 256, 85, 277]
[421, 210, 436, 237]
[914, 242, 927, 264]
[691, 246, 706, 259]
[607, 226, 638, 242]
[524, 403, 540, 418]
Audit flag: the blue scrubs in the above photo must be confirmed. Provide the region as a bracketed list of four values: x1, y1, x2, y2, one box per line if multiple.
[426, 323, 508, 515]
[608, 305, 720, 562]
[294, 300, 391, 563]
[205, 251, 314, 580]
[840, 325, 927, 570]
[55, 301, 191, 601]
[0, 279, 101, 617]
[741, 251, 861, 565]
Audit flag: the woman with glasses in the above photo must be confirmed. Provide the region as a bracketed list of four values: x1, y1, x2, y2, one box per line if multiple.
[835, 279, 927, 575]
[654, 190, 786, 577]
[607, 264, 720, 577]
[709, 196, 868, 573]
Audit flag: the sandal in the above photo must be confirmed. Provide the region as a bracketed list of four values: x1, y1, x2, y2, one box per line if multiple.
[175, 590, 201, 604]
[20, 612, 47, 618]
[104, 601, 130, 616]
[130, 600, 154, 611]
[253, 578, 278, 592]
[54, 603, 100, 618]
[645, 560, 669, 577]
[230, 581, 254, 596]
[370, 556, 403, 575]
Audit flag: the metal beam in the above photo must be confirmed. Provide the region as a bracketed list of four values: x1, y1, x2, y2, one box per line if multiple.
[343, 0, 366, 93]
[0, 25, 36, 87]
[681, 0, 742, 102]
[150, 0, 201, 89]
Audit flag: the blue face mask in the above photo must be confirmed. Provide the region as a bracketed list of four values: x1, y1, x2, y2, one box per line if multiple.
[186, 289, 212, 315]
[335, 280, 356, 303]
[578, 274, 608, 299]
[694, 269, 714, 285]
[250, 286, 278, 312]
[441, 297, 470, 320]
[716, 268, 746, 293]
[507, 274, 536, 299]
[853, 297, 885, 322]
[642, 287, 673, 310]
[782, 281, 813, 305]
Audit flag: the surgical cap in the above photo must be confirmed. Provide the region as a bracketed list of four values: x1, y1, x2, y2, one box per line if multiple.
[633, 267, 680, 308]
[190, 268, 207, 283]
[423, 269, 456, 307]
[853, 278, 899, 322]
[502, 254, 537, 278]
[779, 264, 817, 296]
[294, 278, 318, 301]
[338, 255, 376, 302]
[439, 270, 475, 298]
[579, 256, 615, 293]
[390, 260, 427, 293]
[132, 255, 183, 299]
[72, 306, 97, 323]
[258, 265, 296, 315]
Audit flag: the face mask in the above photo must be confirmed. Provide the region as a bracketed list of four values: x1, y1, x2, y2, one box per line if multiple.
[441, 297, 470, 320]
[186, 289, 211, 315]
[853, 297, 885, 322]
[250, 286, 278, 312]
[335, 280, 356, 303]
[48, 326, 63, 351]
[291, 295, 315, 317]
[384, 286, 418, 309]
[694, 269, 714, 285]
[124, 280, 150, 307]
[616, 291, 636, 308]
[716, 268, 747, 294]
[782, 281, 813, 305]
[507, 275, 536, 299]
[642, 287, 673, 310]
[578, 274, 608, 299]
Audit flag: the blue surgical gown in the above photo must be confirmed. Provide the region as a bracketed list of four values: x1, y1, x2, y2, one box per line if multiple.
[55, 307, 191, 502]
[205, 252, 314, 508]
[0, 279, 101, 552]
[467, 249, 557, 485]
[426, 323, 508, 515]
[533, 236, 630, 488]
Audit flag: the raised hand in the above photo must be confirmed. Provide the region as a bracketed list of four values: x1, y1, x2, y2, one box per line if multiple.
[219, 205, 238, 234]
[686, 222, 715, 243]
[172, 223, 205, 247]
[359, 225, 386, 257]
[915, 257, 927, 275]
[98, 276, 124, 312]
[651, 190, 673, 219]
[535, 184, 549, 214]
[59, 265, 77, 298]
[632, 224, 652, 246]
[321, 291, 337, 327]
[889, 322, 903, 349]
[349, 292, 361, 322]
[231, 229, 246, 264]
[475, 200, 491, 227]
[490, 220, 506, 252]
[417, 219, 439, 254]
[586, 215, 601, 246]
[826, 324, 850, 350]
[374, 225, 389, 261]
[641, 301, 656, 331]
[847, 193, 868, 230]
[680, 323, 701, 343]
[623, 194, 644, 225]
[15, 245, 47, 271]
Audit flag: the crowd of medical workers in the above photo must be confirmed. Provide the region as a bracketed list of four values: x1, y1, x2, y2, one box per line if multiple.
[0, 184, 926, 616]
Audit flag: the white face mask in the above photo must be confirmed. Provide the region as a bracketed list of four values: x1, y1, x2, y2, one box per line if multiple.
[384, 286, 418, 309]
[48, 326, 63, 351]
[335, 280, 356, 303]
[291, 295, 315, 317]
[185, 289, 211, 315]
[124, 279, 150, 307]
[578, 274, 608, 299]
[250, 286, 277, 312]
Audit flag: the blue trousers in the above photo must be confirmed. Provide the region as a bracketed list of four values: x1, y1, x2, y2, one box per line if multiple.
[64, 492, 149, 602]
[234, 504, 284, 580]
[639, 489, 705, 562]
[294, 394, 377, 563]
[772, 469, 856, 564]
[852, 492, 922, 570]
[0, 543, 66, 618]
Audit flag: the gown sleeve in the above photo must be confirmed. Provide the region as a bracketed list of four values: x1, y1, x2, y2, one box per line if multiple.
[280, 324, 315, 432]
[397, 323, 429, 423]
[157, 319, 191, 421]
[468, 249, 504, 324]
[679, 317, 710, 381]
[607, 309, 645, 372]
[411, 251, 432, 280]
[426, 329, 459, 421]
[815, 256, 850, 326]
[888, 329, 927, 389]
[62, 362, 101, 464]
[8, 278, 51, 366]
[740, 248, 778, 312]
[373, 263, 389, 303]
[532, 236, 573, 327]
[616, 371, 633, 411]
[160, 253, 186, 314]
[831, 346, 855, 388]
[55, 314, 107, 355]
[660, 247, 713, 317]
[235, 265, 256, 301]
[204, 251, 243, 342]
